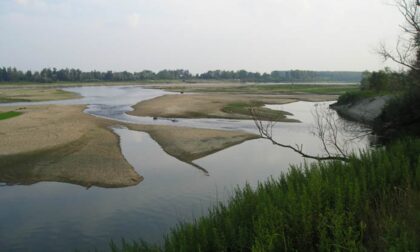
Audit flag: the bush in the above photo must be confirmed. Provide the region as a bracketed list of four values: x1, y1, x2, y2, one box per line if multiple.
[360, 69, 408, 92]
[375, 87, 420, 138]
[335, 90, 377, 105]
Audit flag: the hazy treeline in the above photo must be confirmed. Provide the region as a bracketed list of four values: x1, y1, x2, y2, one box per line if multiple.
[0, 67, 361, 83]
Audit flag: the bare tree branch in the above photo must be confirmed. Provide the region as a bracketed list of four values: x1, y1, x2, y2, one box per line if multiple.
[378, 0, 419, 70]
[251, 106, 351, 162]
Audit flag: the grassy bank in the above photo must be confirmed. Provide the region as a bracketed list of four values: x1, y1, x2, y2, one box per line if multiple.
[0, 111, 22, 120]
[163, 84, 359, 95]
[110, 139, 420, 251]
[222, 101, 295, 122]
[0, 88, 80, 103]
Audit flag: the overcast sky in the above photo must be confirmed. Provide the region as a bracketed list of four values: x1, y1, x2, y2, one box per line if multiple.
[0, 0, 406, 73]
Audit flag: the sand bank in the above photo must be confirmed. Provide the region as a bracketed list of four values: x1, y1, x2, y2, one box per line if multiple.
[128, 93, 300, 120]
[126, 124, 258, 164]
[0, 105, 142, 188]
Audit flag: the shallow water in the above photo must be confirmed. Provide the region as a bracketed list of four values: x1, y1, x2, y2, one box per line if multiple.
[0, 86, 370, 251]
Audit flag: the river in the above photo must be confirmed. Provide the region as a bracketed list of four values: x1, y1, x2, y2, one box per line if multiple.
[0, 86, 370, 251]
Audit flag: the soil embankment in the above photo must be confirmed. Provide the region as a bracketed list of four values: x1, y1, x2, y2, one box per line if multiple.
[331, 96, 391, 124]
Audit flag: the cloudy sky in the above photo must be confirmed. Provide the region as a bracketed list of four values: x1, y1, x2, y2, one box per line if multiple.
[0, 0, 406, 73]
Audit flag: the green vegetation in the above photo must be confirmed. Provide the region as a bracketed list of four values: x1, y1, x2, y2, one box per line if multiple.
[375, 88, 420, 138]
[335, 90, 386, 105]
[0, 111, 22, 120]
[110, 139, 420, 251]
[222, 101, 295, 122]
[0, 88, 79, 103]
[166, 84, 359, 95]
[360, 69, 410, 92]
[0, 67, 361, 83]
[0, 97, 29, 103]
[336, 69, 408, 105]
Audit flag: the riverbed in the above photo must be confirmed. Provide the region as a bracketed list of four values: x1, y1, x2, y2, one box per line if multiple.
[0, 86, 370, 251]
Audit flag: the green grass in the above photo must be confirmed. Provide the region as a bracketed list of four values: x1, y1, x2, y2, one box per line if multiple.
[0, 111, 22, 120]
[0, 97, 30, 103]
[222, 101, 297, 122]
[110, 139, 420, 251]
[165, 84, 359, 95]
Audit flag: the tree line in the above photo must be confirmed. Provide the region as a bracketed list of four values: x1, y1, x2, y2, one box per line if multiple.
[0, 67, 362, 83]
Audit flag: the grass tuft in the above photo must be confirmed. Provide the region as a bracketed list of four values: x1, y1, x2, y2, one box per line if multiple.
[0, 111, 22, 120]
[222, 101, 296, 122]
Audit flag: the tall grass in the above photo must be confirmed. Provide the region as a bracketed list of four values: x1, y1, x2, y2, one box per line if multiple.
[111, 139, 420, 251]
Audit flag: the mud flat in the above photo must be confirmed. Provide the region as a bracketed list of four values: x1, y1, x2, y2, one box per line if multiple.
[0, 105, 142, 188]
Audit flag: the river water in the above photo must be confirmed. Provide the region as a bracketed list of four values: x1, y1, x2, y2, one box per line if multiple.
[0, 86, 370, 251]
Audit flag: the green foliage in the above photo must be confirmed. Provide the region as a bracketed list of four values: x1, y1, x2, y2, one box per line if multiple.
[0, 111, 22, 120]
[336, 90, 379, 105]
[360, 69, 409, 92]
[375, 87, 420, 138]
[111, 139, 420, 251]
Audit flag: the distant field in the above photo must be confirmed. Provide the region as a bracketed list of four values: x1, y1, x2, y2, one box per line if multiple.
[162, 84, 360, 95]
[0, 88, 80, 103]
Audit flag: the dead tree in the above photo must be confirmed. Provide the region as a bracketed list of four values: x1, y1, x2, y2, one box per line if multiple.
[250, 104, 367, 162]
[377, 0, 419, 71]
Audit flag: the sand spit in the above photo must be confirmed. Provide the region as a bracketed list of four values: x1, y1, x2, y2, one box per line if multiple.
[128, 93, 336, 121]
[128, 93, 299, 120]
[0, 105, 142, 188]
[126, 124, 258, 165]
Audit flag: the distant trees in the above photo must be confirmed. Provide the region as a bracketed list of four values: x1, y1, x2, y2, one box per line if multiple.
[0, 67, 362, 84]
[198, 70, 362, 83]
[360, 68, 409, 92]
